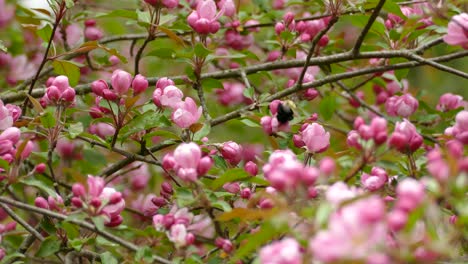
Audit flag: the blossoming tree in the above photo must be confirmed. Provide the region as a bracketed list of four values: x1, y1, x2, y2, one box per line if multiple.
[0, 0, 467, 263]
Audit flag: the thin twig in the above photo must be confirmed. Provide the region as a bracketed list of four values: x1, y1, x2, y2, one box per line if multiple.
[352, 0, 386, 56]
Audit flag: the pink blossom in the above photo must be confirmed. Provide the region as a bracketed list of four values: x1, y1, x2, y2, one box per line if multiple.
[300, 123, 330, 153]
[187, 0, 222, 35]
[260, 238, 302, 264]
[171, 97, 202, 128]
[111, 70, 132, 95]
[385, 94, 419, 117]
[72, 175, 125, 227]
[325, 182, 360, 206]
[132, 194, 159, 218]
[361, 167, 388, 191]
[89, 123, 115, 139]
[153, 85, 184, 109]
[447, 110, 468, 144]
[436, 93, 466, 111]
[396, 178, 425, 212]
[5, 104, 21, 122]
[262, 150, 304, 191]
[132, 74, 148, 94]
[218, 0, 236, 17]
[220, 141, 243, 165]
[443, 13, 468, 49]
[173, 142, 202, 182]
[224, 30, 253, 50]
[0, 100, 13, 130]
[309, 197, 387, 262]
[389, 119, 423, 153]
[216, 82, 247, 106]
[244, 161, 258, 176]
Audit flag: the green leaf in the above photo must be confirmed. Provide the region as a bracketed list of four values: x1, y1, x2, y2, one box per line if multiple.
[193, 124, 211, 141]
[40, 111, 56, 129]
[68, 122, 83, 138]
[243, 86, 255, 99]
[36, 236, 61, 257]
[212, 200, 232, 212]
[211, 168, 250, 189]
[239, 118, 260, 128]
[146, 48, 176, 59]
[233, 222, 286, 261]
[0, 158, 10, 171]
[319, 95, 337, 120]
[37, 24, 52, 42]
[100, 252, 118, 264]
[119, 110, 171, 140]
[92, 216, 105, 231]
[201, 78, 223, 91]
[52, 60, 80, 86]
[64, 0, 74, 8]
[194, 43, 211, 58]
[59, 222, 79, 240]
[98, 9, 138, 20]
[383, 0, 404, 17]
[135, 247, 154, 263]
[136, 10, 151, 26]
[21, 178, 57, 197]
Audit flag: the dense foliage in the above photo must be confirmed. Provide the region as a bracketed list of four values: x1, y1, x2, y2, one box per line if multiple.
[0, 0, 467, 263]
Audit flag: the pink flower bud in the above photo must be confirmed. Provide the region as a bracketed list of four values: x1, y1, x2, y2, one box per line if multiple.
[162, 153, 176, 171]
[437, 93, 465, 112]
[132, 74, 148, 94]
[304, 88, 319, 100]
[215, 237, 233, 253]
[34, 197, 49, 209]
[35, 163, 46, 174]
[387, 210, 408, 232]
[84, 26, 103, 41]
[61, 87, 76, 102]
[156, 77, 175, 89]
[46, 86, 61, 101]
[91, 80, 108, 96]
[72, 183, 86, 197]
[275, 22, 285, 35]
[244, 161, 258, 176]
[396, 178, 425, 212]
[161, 182, 173, 195]
[171, 97, 202, 128]
[319, 157, 335, 176]
[389, 120, 423, 153]
[163, 214, 175, 229]
[109, 192, 123, 204]
[0, 127, 20, 144]
[102, 89, 118, 101]
[386, 94, 419, 117]
[71, 197, 83, 208]
[223, 182, 240, 193]
[302, 166, 320, 186]
[111, 70, 132, 95]
[151, 196, 166, 207]
[307, 186, 318, 198]
[220, 141, 243, 165]
[240, 188, 251, 199]
[449, 215, 458, 225]
[197, 156, 213, 175]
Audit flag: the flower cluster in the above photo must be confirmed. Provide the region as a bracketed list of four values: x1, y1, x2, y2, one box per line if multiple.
[41, 75, 76, 106]
[153, 78, 202, 128]
[153, 205, 214, 248]
[71, 175, 125, 227]
[347, 116, 388, 149]
[162, 142, 212, 182]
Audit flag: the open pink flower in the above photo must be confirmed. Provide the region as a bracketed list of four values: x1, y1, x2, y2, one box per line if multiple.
[301, 123, 330, 153]
[443, 13, 468, 49]
[259, 238, 302, 264]
[171, 97, 202, 128]
[0, 100, 13, 130]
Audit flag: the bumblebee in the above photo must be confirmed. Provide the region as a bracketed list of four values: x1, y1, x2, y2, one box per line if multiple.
[277, 100, 296, 124]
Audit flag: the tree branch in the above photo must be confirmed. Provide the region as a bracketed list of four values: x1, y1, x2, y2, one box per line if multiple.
[0, 196, 172, 264]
